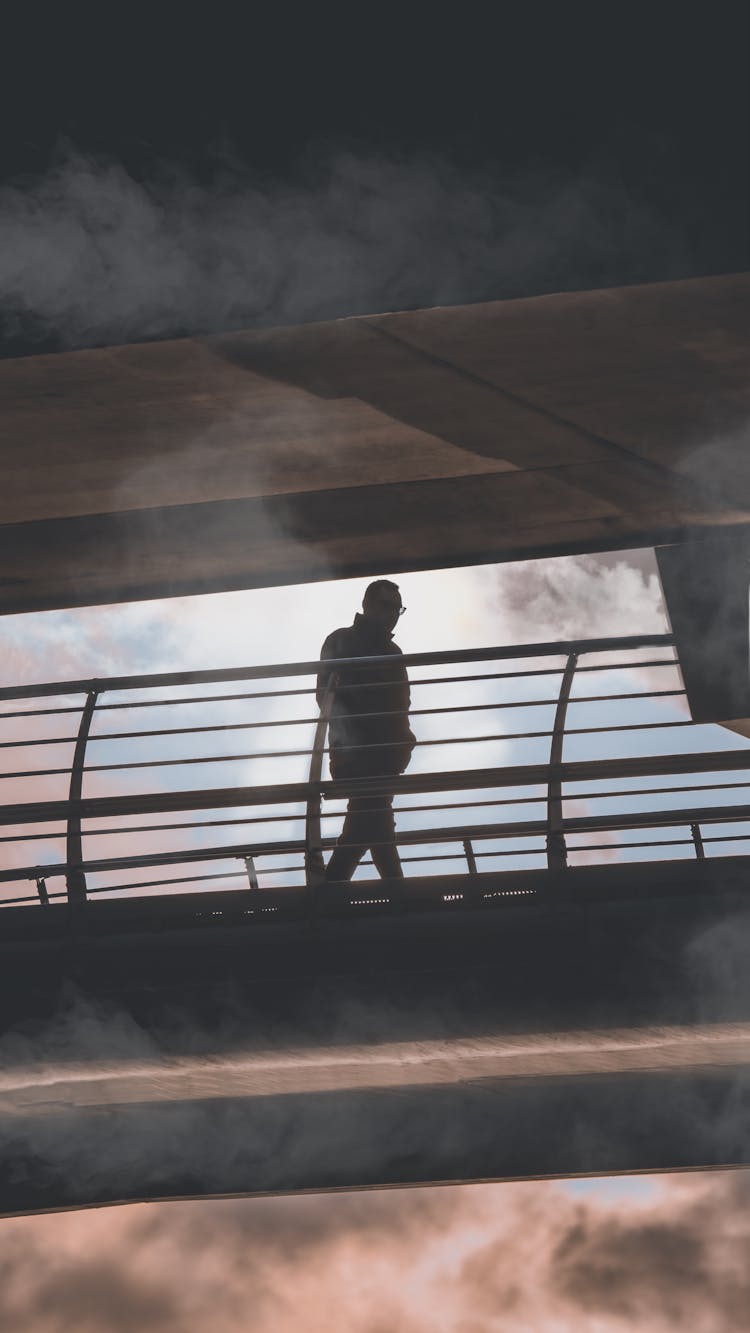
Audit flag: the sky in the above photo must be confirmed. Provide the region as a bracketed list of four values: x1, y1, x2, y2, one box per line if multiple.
[0, 1168, 749, 1332]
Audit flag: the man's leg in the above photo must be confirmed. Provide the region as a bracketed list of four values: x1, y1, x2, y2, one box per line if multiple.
[369, 795, 404, 880]
[324, 797, 370, 881]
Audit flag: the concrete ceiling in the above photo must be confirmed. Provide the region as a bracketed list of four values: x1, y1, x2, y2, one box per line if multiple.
[1, 271, 748, 613]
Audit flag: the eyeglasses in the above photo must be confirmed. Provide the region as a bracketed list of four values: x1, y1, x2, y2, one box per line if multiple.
[374, 600, 406, 616]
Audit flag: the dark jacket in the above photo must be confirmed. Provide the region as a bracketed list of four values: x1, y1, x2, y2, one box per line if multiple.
[317, 614, 415, 779]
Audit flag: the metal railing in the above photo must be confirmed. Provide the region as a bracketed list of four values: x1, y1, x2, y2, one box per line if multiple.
[0, 632, 748, 914]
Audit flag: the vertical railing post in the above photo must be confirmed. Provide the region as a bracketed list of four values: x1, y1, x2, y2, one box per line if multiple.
[463, 838, 478, 875]
[690, 822, 706, 860]
[546, 653, 578, 871]
[66, 688, 99, 906]
[305, 677, 334, 887]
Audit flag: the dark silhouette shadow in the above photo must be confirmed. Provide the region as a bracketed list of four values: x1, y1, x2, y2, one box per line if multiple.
[317, 580, 416, 882]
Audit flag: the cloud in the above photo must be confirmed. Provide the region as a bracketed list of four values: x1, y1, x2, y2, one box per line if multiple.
[0, 148, 685, 352]
[550, 1171, 750, 1331]
[489, 550, 668, 645]
[0, 1171, 747, 1331]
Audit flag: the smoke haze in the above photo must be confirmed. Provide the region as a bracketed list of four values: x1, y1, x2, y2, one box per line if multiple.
[0, 149, 687, 353]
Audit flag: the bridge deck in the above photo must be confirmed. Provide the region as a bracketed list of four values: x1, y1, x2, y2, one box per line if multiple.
[1, 632, 749, 1214]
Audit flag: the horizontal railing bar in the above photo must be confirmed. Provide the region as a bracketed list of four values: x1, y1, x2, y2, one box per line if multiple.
[0, 690, 689, 751]
[337, 658, 678, 689]
[6, 773, 749, 843]
[86, 689, 687, 741]
[248, 865, 305, 877]
[86, 669, 578, 713]
[88, 869, 312, 896]
[565, 780, 750, 800]
[89, 870, 249, 894]
[69, 797, 553, 838]
[5, 715, 693, 777]
[566, 804, 750, 834]
[63, 813, 303, 838]
[325, 849, 544, 868]
[328, 719, 694, 754]
[566, 837, 750, 851]
[5, 840, 750, 906]
[567, 690, 685, 705]
[0, 705, 85, 721]
[0, 737, 79, 750]
[96, 686, 319, 710]
[5, 800, 750, 886]
[472, 847, 562, 859]
[100, 855, 511, 885]
[0, 690, 690, 751]
[0, 634, 674, 703]
[0, 659, 682, 731]
[0, 890, 66, 906]
[85, 671, 563, 712]
[403, 849, 542, 864]
[0, 841, 304, 883]
[0, 830, 67, 844]
[399, 852, 480, 865]
[567, 839, 693, 852]
[0, 764, 73, 779]
[2, 749, 750, 829]
[573, 658, 677, 674]
[567, 834, 750, 851]
[395, 779, 750, 810]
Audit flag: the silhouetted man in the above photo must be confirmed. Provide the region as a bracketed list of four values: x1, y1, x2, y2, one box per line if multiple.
[317, 581, 416, 881]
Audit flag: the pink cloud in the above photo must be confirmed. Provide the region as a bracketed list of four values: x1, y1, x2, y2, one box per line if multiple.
[0, 1170, 747, 1331]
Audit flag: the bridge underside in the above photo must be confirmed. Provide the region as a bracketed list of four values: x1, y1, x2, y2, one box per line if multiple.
[1, 856, 749, 1217]
[1, 272, 749, 614]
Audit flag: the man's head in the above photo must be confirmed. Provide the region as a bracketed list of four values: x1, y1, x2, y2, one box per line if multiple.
[362, 580, 404, 633]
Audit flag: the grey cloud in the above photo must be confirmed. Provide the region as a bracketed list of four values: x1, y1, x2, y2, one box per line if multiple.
[0, 1224, 180, 1333]
[491, 550, 668, 644]
[24, 1262, 178, 1333]
[0, 148, 685, 352]
[553, 1213, 708, 1323]
[176, 1180, 473, 1255]
[550, 1174, 750, 1331]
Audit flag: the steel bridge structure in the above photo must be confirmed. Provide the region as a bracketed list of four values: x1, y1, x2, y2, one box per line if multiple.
[1, 631, 749, 1215]
[0, 631, 748, 917]
[1, 270, 749, 1214]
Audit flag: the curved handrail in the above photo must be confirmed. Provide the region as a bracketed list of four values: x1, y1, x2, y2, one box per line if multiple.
[65, 688, 99, 905]
[546, 653, 578, 870]
[305, 677, 333, 885]
[0, 634, 674, 703]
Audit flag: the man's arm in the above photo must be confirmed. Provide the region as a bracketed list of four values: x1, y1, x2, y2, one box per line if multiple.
[316, 630, 341, 710]
[393, 646, 411, 728]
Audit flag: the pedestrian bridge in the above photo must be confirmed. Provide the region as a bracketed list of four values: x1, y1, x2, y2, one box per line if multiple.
[1, 632, 749, 1216]
[0, 630, 748, 922]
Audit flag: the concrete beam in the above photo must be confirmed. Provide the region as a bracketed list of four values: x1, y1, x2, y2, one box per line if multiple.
[657, 528, 750, 725]
[1, 858, 749, 1215]
[0, 273, 748, 613]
